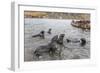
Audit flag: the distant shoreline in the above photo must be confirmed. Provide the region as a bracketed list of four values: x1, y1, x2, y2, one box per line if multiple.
[24, 11, 90, 20]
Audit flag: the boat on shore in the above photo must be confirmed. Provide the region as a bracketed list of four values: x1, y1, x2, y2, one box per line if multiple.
[71, 20, 90, 30]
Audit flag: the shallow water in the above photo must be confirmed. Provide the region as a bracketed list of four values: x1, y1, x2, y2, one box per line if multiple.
[24, 18, 90, 61]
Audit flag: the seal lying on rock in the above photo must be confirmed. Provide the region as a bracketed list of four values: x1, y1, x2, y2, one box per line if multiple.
[32, 30, 45, 39]
[57, 34, 65, 45]
[34, 34, 67, 60]
[34, 35, 59, 59]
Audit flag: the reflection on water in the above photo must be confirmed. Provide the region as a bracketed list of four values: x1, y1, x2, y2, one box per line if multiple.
[24, 18, 90, 61]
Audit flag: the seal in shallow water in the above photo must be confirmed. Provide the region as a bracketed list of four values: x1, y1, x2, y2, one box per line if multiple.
[32, 30, 45, 39]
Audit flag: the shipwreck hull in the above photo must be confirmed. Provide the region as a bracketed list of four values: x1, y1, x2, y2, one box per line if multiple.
[71, 20, 90, 30]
